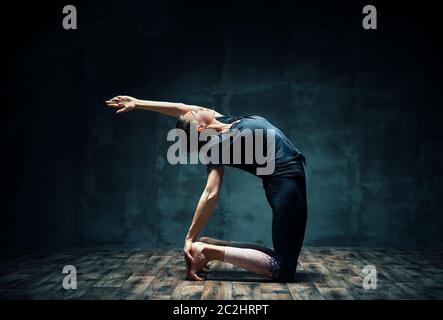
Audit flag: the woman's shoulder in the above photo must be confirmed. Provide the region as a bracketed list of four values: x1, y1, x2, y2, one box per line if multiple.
[240, 115, 269, 123]
[215, 114, 270, 126]
[215, 114, 240, 122]
[216, 114, 264, 119]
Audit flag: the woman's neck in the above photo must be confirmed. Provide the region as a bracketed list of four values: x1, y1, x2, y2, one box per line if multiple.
[206, 119, 233, 133]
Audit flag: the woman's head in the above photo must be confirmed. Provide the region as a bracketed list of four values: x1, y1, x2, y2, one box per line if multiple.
[176, 107, 216, 153]
[179, 107, 215, 132]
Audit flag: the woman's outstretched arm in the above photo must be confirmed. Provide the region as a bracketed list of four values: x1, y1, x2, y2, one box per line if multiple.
[105, 95, 202, 117]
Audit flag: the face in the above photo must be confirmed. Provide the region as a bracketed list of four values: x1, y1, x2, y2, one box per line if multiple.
[182, 107, 215, 131]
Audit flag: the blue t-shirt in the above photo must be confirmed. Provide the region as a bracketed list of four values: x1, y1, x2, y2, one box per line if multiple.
[205, 115, 306, 178]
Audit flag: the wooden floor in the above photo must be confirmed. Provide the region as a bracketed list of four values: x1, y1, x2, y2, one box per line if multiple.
[0, 247, 442, 300]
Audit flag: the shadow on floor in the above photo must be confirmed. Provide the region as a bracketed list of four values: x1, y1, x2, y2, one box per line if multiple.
[201, 270, 324, 283]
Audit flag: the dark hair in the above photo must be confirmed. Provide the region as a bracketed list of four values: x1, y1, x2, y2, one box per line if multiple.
[175, 116, 207, 153]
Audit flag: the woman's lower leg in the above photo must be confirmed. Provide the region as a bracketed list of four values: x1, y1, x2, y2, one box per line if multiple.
[197, 242, 276, 278]
[198, 236, 275, 257]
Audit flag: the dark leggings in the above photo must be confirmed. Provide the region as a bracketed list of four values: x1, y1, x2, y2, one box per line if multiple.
[262, 175, 307, 281]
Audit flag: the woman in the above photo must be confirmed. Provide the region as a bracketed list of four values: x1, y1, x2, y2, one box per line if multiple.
[105, 95, 308, 282]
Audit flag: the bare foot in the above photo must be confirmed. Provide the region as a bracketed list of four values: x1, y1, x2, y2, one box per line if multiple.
[188, 242, 209, 281]
[198, 237, 229, 271]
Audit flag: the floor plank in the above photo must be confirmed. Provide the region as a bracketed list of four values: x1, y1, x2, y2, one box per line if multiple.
[201, 281, 232, 300]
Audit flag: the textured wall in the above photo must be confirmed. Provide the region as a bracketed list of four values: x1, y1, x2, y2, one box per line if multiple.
[2, 1, 442, 249]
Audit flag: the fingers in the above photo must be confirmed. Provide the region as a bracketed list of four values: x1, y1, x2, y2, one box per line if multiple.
[185, 256, 190, 277]
[106, 96, 121, 103]
[116, 107, 131, 114]
[105, 100, 121, 109]
[183, 248, 192, 277]
[184, 252, 191, 276]
[184, 250, 194, 264]
[189, 271, 206, 281]
[184, 250, 194, 276]
[105, 96, 126, 107]
[182, 247, 206, 281]
[105, 96, 135, 114]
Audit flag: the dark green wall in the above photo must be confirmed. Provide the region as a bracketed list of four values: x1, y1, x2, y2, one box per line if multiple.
[2, 1, 442, 249]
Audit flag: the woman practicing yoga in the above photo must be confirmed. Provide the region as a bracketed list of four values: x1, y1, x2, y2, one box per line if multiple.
[105, 96, 308, 282]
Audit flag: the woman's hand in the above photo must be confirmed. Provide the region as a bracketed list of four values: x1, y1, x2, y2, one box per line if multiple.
[183, 238, 194, 279]
[105, 95, 137, 113]
[184, 239, 207, 281]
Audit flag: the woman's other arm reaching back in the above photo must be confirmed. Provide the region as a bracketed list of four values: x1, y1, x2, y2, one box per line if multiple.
[105, 95, 202, 117]
[183, 166, 224, 280]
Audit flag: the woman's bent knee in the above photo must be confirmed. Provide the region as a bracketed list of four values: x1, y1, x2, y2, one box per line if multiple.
[265, 255, 296, 282]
